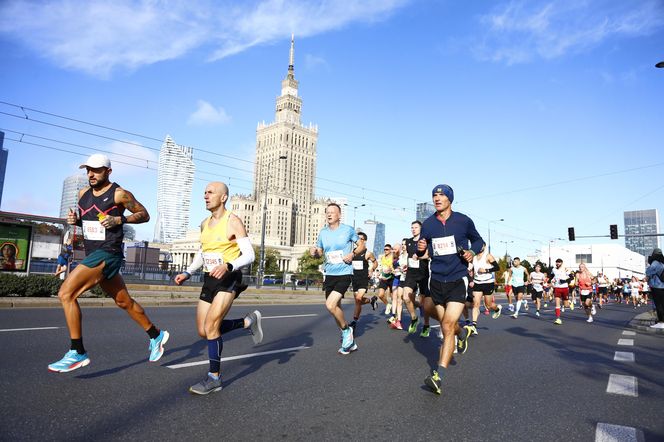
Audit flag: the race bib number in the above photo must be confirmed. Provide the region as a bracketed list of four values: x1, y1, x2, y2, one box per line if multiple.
[408, 257, 420, 268]
[203, 252, 224, 273]
[352, 260, 364, 270]
[82, 220, 105, 241]
[431, 236, 457, 257]
[326, 250, 344, 265]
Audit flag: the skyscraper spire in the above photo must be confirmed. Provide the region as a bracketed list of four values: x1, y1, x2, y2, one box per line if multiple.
[288, 34, 294, 78]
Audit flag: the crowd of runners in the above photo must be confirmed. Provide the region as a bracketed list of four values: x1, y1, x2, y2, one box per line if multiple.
[46, 153, 664, 398]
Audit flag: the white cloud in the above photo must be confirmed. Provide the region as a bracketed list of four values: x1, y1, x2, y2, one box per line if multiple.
[187, 100, 232, 126]
[473, 0, 664, 65]
[304, 53, 328, 70]
[104, 140, 159, 178]
[0, 0, 408, 78]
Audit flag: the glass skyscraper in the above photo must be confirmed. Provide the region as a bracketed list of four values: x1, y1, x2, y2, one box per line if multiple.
[624, 209, 660, 258]
[361, 219, 386, 258]
[59, 173, 89, 217]
[416, 202, 435, 223]
[154, 135, 194, 243]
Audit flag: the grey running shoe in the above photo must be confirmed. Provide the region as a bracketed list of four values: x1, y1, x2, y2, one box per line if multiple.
[247, 310, 263, 345]
[189, 373, 222, 395]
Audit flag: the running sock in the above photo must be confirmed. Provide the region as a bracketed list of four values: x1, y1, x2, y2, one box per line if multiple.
[436, 365, 447, 378]
[555, 307, 561, 318]
[515, 300, 522, 313]
[472, 321, 477, 327]
[207, 337, 223, 374]
[220, 319, 244, 334]
[353, 316, 359, 321]
[70, 338, 85, 355]
[146, 325, 160, 339]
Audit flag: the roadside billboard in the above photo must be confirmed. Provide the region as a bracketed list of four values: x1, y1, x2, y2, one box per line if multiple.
[0, 223, 32, 272]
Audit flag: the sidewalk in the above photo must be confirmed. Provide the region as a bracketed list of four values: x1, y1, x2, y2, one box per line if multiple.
[0, 284, 336, 308]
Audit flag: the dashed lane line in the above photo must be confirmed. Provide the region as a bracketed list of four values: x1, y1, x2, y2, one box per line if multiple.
[166, 345, 311, 369]
[622, 330, 636, 336]
[595, 423, 644, 442]
[606, 374, 638, 397]
[613, 351, 635, 362]
[0, 326, 60, 332]
[617, 338, 634, 346]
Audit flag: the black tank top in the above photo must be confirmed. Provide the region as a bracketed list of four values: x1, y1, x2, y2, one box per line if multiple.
[352, 250, 368, 276]
[78, 182, 124, 254]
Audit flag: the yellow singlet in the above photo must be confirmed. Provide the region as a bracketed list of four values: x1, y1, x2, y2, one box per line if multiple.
[200, 211, 240, 272]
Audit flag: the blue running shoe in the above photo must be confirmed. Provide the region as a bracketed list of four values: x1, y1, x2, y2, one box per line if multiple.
[148, 330, 170, 362]
[341, 326, 354, 349]
[48, 350, 90, 373]
[338, 342, 358, 355]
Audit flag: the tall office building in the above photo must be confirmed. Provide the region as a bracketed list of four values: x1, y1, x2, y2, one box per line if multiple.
[416, 202, 435, 223]
[59, 173, 89, 217]
[154, 135, 195, 243]
[0, 131, 7, 208]
[624, 209, 660, 258]
[231, 35, 321, 262]
[361, 219, 386, 258]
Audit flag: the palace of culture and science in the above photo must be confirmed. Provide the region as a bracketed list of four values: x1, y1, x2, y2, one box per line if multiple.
[170, 37, 335, 272]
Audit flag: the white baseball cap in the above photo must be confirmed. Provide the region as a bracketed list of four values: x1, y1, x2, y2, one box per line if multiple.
[79, 153, 111, 169]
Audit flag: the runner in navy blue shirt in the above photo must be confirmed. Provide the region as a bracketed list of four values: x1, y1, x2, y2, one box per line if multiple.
[417, 184, 483, 395]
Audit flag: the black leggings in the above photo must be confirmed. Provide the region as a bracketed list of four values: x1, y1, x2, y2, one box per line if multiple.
[651, 287, 664, 322]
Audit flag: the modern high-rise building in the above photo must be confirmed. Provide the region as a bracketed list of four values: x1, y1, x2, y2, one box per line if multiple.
[0, 131, 7, 209]
[154, 135, 195, 243]
[361, 219, 386, 258]
[59, 173, 89, 217]
[416, 202, 435, 223]
[231, 36, 324, 270]
[624, 209, 660, 258]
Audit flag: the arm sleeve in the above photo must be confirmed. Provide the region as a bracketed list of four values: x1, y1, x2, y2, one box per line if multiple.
[229, 237, 255, 270]
[488, 261, 500, 273]
[186, 250, 204, 274]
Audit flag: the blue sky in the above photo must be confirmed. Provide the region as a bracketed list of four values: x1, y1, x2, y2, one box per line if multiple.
[1, 0, 663, 260]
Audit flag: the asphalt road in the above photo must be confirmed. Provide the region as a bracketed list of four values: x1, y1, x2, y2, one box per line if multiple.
[1, 301, 662, 441]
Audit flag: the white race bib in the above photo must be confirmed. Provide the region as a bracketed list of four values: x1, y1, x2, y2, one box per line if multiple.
[408, 257, 420, 268]
[326, 250, 344, 265]
[431, 236, 457, 257]
[82, 220, 105, 241]
[352, 260, 364, 270]
[202, 252, 224, 273]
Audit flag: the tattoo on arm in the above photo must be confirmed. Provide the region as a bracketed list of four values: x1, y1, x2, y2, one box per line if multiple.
[117, 189, 150, 224]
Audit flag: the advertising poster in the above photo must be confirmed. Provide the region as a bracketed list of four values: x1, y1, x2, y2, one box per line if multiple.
[0, 223, 32, 272]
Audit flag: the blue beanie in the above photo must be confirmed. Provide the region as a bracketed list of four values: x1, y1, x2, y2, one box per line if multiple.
[431, 184, 454, 203]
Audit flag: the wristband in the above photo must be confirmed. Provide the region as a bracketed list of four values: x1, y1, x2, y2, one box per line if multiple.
[120, 214, 128, 224]
[183, 271, 191, 279]
[226, 263, 234, 272]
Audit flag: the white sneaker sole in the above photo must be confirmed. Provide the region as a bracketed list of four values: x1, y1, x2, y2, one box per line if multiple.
[48, 357, 91, 373]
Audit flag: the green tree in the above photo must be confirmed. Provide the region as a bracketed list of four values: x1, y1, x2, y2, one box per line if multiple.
[298, 250, 323, 275]
[251, 246, 281, 275]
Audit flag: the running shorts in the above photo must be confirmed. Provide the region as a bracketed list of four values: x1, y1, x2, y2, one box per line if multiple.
[404, 272, 429, 296]
[512, 285, 526, 295]
[505, 284, 512, 294]
[530, 288, 543, 300]
[324, 274, 352, 298]
[473, 282, 495, 296]
[351, 274, 369, 292]
[200, 270, 244, 303]
[378, 277, 394, 290]
[554, 287, 569, 300]
[429, 278, 468, 306]
[80, 249, 123, 280]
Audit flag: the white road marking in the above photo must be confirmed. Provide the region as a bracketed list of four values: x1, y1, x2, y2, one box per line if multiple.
[166, 345, 310, 369]
[614, 351, 635, 362]
[595, 423, 643, 442]
[622, 330, 636, 336]
[606, 374, 638, 397]
[0, 326, 59, 333]
[617, 339, 634, 346]
[262, 314, 318, 320]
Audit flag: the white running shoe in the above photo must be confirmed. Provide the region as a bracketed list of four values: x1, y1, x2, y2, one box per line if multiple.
[591, 306, 597, 315]
[586, 316, 594, 323]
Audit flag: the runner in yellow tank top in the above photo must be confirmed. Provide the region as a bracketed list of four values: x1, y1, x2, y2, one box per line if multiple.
[175, 181, 262, 395]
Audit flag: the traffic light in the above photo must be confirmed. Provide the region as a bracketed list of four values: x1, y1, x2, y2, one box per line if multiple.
[568, 227, 575, 241]
[610, 224, 618, 240]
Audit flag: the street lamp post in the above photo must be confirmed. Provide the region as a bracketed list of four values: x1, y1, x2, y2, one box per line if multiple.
[547, 237, 564, 268]
[499, 240, 514, 261]
[344, 203, 366, 229]
[258, 155, 287, 287]
[487, 218, 504, 254]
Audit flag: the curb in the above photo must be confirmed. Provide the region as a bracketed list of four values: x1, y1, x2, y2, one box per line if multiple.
[627, 311, 664, 335]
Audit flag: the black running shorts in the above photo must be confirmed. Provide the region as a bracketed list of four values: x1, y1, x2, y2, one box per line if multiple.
[472, 282, 495, 296]
[351, 274, 369, 292]
[324, 274, 352, 298]
[200, 270, 244, 303]
[429, 278, 468, 306]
